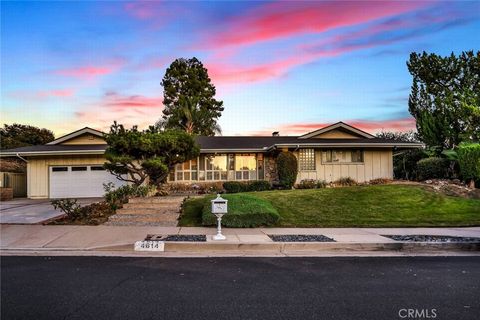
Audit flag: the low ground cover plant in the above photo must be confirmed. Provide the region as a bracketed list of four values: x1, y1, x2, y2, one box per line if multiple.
[201, 193, 280, 227]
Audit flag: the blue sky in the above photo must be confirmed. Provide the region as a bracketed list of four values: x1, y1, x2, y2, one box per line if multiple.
[1, 0, 479, 136]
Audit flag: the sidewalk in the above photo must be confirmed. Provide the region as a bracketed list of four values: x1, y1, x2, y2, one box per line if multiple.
[1, 225, 479, 257]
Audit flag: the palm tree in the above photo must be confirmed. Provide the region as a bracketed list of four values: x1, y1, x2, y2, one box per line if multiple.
[156, 96, 222, 135]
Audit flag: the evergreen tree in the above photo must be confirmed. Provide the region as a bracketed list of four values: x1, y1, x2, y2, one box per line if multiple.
[407, 51, 480, 151]
[158, 57, 223, 136]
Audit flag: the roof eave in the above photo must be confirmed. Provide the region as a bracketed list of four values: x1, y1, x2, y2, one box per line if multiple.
[0, 150, 106, 157]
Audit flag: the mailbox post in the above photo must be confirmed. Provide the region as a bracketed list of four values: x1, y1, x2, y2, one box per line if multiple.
[211, 194, 228, 241]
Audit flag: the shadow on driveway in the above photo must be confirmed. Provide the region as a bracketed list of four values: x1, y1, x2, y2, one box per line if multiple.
[0, 198, 103, 224]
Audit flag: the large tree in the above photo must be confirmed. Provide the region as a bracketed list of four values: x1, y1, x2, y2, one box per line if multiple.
[103, 122, 200, 186]
[407, 51, 480, 151]
[158, 57, 223, 136]
[0, 124, 55, 149]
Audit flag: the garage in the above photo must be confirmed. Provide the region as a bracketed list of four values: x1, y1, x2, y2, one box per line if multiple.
[49, 165, 125, 198]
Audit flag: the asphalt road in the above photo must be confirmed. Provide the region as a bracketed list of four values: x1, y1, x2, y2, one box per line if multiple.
[1, 256, 479, 320]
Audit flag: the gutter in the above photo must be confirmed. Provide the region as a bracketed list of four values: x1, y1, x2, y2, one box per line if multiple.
[15, 153, 28, 163]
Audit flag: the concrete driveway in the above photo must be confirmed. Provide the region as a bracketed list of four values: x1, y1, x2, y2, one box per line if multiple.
[0, 198, 103, 224]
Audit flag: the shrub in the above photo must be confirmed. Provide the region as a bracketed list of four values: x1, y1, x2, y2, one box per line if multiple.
[393, 149, 427, 180]
[223, 181, 249, 193]
[416, 157, 449, 180]
[333, 177, 357, 186]
[316, 180, 327, 188]
[368, 178, 391, 185]
[247, 180, 272, 192]
[51, 199, 83, 220]
[276, 151, 298, 189]
[296, 180, 316, 189]
[458, 143, 480, 188]
[223, 180, 271, 193]
[201, 193, 280, 227]
[103, 183, 154, 210]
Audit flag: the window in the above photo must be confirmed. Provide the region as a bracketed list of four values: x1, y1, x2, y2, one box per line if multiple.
[235, 154, 256, 180]
[71, 167, 87, 171]
[322, 150, 364, 163]
[52, 167, 68, 172]
[91, 166, 105, 171]
[174, 158, 199, 181]
[299, 149, 315, 170]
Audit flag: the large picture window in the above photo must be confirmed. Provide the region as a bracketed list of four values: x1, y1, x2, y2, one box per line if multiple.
[299, 149, 315, 170]
[170, 153, 261, 182]
[322, 149, 364, 163]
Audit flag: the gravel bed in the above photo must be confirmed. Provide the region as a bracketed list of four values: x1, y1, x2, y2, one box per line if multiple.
[383, 235, 480, 243]
[268, 234, 335, 242]
[145, 234, 206, 242]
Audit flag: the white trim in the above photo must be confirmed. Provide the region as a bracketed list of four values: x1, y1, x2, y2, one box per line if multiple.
[298, 122, 375, 139]
[0, 150, 105, 157]
[47, 127, 105, 145]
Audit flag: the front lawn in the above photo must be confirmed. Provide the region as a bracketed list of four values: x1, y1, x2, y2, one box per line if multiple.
[179, 185, 480, 227]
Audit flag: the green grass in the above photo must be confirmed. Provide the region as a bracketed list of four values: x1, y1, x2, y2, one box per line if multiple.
[179, 185, 480, 228]
[179, 194, 279, 227]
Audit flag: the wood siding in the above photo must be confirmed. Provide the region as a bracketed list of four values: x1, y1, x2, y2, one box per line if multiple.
[295, 149, 393, 183]
[60, 134, 107, 145]
[309, 129, 361, 139]
[26, 155, 106, 198]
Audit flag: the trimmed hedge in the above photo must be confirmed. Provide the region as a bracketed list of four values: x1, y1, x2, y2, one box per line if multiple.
[458, 143, 480, 186]
[416, 157, 448, 180]
[276, 151, 298, 189]
[223, 180, 271, 193]
[201, 193, 280, 227]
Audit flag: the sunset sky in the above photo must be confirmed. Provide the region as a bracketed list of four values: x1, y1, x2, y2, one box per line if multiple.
[1, 1, 479, 137]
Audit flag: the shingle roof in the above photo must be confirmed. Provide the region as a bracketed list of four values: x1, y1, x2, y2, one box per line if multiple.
[0, 136, 422, 156]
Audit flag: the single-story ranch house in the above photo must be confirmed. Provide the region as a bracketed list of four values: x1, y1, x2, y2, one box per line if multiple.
[0, 122, 422, 199]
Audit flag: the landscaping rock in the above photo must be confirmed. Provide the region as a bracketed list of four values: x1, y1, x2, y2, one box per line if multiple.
[145, 234, 206, 242]
[268, 235, 335, 242]
[383, 235, 480, 243]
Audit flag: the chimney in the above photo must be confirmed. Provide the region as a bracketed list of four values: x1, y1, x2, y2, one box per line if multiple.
[272, 131, 279, 137]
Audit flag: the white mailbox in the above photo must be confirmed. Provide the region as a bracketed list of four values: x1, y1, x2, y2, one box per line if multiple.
[211, 194, 228, 214]
[211, 194, 228, 240]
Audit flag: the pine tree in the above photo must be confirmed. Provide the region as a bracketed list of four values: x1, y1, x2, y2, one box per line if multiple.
[158, 57, 223, 136]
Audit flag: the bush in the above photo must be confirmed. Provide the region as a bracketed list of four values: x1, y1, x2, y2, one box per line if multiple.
[103, 183, 154, 210]
[50, 200, 115, 225]
[276, 151, 298, 189]
[51, 199, 83, 220]
[393, 149, 427, 180]
[223, 181, 249, 193]
[416, 157, 449, 180]
[296, 179, 327, 189]
[333, 177, 357, 186]
[201, 193, 280, 227]
[223, 180, 271, 193]
[458, 143, 480, 187]
[248, 180, 272, 192]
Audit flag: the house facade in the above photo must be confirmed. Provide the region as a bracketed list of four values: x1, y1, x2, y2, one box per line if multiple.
[0, 122, 422, 199]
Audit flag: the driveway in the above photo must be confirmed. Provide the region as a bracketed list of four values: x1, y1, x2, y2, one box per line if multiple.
[0, 198, 103, 224]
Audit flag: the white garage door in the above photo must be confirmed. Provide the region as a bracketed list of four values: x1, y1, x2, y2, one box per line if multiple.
[49, 165, 126, 198]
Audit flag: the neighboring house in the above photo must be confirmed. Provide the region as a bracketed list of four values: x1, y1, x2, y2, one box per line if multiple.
[0, 122, 422, 199]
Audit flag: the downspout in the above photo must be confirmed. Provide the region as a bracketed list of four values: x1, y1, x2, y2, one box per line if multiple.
[16, 153, 28, 163]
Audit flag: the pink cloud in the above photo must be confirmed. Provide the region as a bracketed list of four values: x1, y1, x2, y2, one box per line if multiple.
[248, 118, 417, 136]
[37, 89, 75, 98]
[201, 1, 428, 49]
[103, 92, 163, 109]
[54, 66, 114, 79]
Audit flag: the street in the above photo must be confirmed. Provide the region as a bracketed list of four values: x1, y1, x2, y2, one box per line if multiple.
[1, 256, 479, 320]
